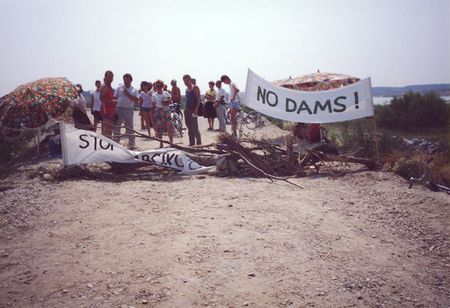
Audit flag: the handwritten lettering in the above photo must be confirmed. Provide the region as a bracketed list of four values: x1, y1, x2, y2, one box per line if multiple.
[78, 134, 113, 151]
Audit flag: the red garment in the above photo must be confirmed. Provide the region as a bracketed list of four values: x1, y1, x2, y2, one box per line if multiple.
[101, 87, 115, 119]
[307, 124, 321, 143]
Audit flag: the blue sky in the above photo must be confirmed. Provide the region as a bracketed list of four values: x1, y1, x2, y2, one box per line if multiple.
[0, 0, 449, 95]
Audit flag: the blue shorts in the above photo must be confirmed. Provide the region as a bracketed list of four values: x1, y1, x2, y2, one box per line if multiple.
[230, 101, 240, 110]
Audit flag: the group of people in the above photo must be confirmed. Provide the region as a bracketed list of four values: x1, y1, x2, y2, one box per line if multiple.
[71, 70, 241, 149]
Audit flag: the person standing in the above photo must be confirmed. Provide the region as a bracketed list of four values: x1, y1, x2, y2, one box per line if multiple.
[100, 70, 116, 138]
[113, 73, 139, 149]
[139, 81, 154, 137]
[170, 79, 182, 115]
[151, 80, 173, 148]
[90, 80, 102, 131]
[204, 81, 217, 131]
[215, 80, 227, 132]
[138, 81, 146, 130]
[72, 84, 92, 130]
[182, 74, 202, 146]
[221, 75, 240, 137]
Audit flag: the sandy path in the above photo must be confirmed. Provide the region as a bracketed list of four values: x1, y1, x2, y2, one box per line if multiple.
[0, 112, 449, 307]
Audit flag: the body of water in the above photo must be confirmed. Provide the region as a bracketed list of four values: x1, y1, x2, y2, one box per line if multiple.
[374, 96, 450, 105]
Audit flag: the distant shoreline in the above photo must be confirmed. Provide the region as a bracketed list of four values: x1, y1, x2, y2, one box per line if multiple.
[372, 83, 450, 97]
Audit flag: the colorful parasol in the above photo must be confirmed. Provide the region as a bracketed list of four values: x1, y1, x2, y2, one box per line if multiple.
[0, 77, 79, 131]
[273, 72, 360, 91]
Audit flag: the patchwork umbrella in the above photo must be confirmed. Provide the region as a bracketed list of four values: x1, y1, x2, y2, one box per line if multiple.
[273, 72, 359, 91]
[0, 77, 79, 131]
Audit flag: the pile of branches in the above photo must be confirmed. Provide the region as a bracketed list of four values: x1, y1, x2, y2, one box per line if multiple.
[215, 134, 303, 177]
[105, 122, 379, 179]
[208, 134, 378, 183]
[106, 125, 379, 185]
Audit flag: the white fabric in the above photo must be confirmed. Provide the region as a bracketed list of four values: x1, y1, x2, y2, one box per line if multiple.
[114, 86, 138, 109]
[224, 91, 229, 103]
[60, 123, 211, 174]
[139, 90, 153, 108]
[90, 90, 101, 111]
[229, 81, 239, 102]
[244, 69, 374, 123]
[151, 91, 171, 108]
[216, 87, 226, 101]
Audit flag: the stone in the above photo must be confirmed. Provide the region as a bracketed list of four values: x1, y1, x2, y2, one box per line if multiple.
[43, 174, 54, 181]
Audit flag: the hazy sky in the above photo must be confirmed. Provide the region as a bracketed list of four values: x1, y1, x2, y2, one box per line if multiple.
[0, 0, 449, 95]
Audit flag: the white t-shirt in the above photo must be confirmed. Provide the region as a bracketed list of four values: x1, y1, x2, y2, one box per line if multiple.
[139, 90, 153, 108]
[229, 81, 239, 102]
[90, 89, 101, 112]
[114, 86, 139, 109]
[151, 91, 171, 108]
[216, 87, 226, 103]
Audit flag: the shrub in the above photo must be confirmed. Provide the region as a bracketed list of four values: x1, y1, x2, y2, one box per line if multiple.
[392, 157, 425, 179]
[376, 92, 449, 131]
[323, 119, 379, 158]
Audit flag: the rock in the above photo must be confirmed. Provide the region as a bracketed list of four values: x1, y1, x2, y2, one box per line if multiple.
[43, 174, 54, 181]
[248, 273, 256, 277]
[87, 283, 94, 289]
[62, 289, 69, 294]
[141, 299, 148, 304]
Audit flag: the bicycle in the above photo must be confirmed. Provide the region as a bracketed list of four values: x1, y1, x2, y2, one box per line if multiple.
[244, 111, 265, 130]
[408, 157, 450, 194]
[225, 107, 264, 130]
[168, 103, 183, 137]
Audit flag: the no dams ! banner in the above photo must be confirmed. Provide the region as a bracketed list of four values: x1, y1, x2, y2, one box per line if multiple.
[244, 69, 374, 123]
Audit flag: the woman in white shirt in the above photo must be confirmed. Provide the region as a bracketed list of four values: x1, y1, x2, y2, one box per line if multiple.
[139, 81, 154, 137]
[151, 80, 173, 148]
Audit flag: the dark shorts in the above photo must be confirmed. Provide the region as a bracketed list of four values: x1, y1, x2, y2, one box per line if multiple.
[141, 107, 152, 113]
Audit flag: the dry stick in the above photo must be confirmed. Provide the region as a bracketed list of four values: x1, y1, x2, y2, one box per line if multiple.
[227, 149, 304, 189]
[304, 149, 379, 170]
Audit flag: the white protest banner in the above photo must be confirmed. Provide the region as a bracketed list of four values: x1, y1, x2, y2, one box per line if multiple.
[60, 123, 211, 174]
[244, 69, 374, 123]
